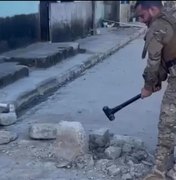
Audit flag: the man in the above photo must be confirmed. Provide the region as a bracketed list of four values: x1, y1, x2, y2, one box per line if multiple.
[134, 1, 176, 179]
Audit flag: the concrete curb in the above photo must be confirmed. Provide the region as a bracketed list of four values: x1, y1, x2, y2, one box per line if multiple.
[14, 28, 146, 115]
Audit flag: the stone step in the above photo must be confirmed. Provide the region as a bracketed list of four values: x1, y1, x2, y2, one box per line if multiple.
[1, 42, 80, 68]
[0, 62, 29, 88]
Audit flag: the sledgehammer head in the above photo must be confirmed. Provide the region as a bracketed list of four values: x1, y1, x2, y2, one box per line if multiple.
[103, 106, 115, 121]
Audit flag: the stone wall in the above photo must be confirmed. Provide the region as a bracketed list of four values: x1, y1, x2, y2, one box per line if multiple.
[0, 13, 40, 53]
[49, 1, 93, 42]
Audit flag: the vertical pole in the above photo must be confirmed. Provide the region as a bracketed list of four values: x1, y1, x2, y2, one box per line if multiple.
[91, 1, 96, 35]
[116, 0, 120, 24]
[39, 1, 50, 41]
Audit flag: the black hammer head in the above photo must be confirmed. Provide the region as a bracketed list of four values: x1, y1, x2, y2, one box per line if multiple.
[102, 106, 115, 121]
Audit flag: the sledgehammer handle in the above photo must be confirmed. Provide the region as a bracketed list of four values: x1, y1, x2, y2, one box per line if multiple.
[111, 94, 141, 113]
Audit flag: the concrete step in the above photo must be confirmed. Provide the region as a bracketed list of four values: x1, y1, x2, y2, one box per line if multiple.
[0, 42, 79, 68]
[0, 62, 29, 88]
[0, 27, 145, 115]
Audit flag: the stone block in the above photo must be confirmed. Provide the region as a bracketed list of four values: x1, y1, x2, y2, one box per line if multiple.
[54, 121, 88, 162]
[0, 112, 17, 126]
[89, 128, 112, 149]
[0, 130, 18, 145]
[29, 123, 57, 140]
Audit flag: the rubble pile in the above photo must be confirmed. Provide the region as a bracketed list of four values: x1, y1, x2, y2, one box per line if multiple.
[29, 123, 153, 180]
[0, 121, 154, 179]
[87, 128, 154, 179]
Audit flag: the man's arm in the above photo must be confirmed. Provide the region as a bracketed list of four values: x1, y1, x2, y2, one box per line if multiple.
[143, 35, 163, 92]
[142, 19, 173, 98]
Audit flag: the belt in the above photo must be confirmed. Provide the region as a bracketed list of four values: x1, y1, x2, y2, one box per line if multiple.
[165, 58, 176, 68]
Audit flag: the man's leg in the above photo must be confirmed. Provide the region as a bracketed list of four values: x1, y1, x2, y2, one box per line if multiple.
[155, 78, 176, 173]
[144, 78, 176, 179]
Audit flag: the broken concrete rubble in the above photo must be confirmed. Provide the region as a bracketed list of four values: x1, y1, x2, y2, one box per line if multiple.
[27, 121, 88, 166]
[0, 130, 18, 145]
[27, 122, 152, 179]
[106, 164, 121, 177]
[110, 134, 145, 150]
[104, 146, 121, 160]
[0, 121, 153, 179]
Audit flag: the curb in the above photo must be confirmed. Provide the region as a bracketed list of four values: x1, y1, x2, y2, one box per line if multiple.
[14, 28, 146, 115]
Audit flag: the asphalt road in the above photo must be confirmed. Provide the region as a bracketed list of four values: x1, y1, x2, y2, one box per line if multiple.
[10, 37, 166, 152]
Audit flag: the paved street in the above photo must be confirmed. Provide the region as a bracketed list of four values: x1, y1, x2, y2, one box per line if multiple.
[7, 37, 166, 153]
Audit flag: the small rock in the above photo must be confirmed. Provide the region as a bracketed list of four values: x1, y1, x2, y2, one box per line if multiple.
[124, 155, 139, 164]
[131, 150, 148, 162]
[121, 166, 130, 174]
[55, 159, 70, 168]
[29, 123, 57, 140]
[89, 128, 112, 149]
[167, 168, 176, 180]
[87, 155, 95, 168]
[105, 146, 121, 160]
[107, 165, 121, 176]
[0, 130, 18, 145]
[110, 135, 144, 150]
[0, 112, 17, 126]
[74, 154, 94, 169]
[121, 173, 133, 180]
[122, 143, 133, 154]
[96, 159, 112, 172]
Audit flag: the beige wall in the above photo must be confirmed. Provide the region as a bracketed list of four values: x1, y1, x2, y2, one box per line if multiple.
[49, 1, 92, 42]
[94, 1, 105, 27]
[120, 4, 131, 23]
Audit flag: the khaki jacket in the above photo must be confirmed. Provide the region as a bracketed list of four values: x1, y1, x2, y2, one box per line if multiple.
[142, 10, 176, 91]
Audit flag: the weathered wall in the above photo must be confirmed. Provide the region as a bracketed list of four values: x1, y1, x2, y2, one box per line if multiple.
[0, 14, 40, 53]
[120, 4, 131, 23]
[104, 1, 120, 22]
[0, 1, 40, 53]
[94, 1, 105, 27]
[49, 1, 93, 42]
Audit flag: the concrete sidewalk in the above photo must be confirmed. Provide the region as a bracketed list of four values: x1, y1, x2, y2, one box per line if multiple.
[0, 26, 146, 115]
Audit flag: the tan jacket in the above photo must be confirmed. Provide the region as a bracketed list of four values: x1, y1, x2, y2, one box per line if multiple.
[142, 10, 176, 91]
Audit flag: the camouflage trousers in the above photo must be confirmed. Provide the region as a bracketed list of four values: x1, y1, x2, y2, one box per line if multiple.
[155, 76, 176, 172]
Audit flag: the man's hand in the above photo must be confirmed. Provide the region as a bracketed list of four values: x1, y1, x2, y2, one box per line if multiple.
[141, 87, 152, 99]
[153, 85, 161, 92]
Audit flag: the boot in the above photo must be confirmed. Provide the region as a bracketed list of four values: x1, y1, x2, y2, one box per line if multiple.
[143, 167, 166, 180]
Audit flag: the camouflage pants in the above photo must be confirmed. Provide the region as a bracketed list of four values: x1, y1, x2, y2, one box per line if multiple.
[155, 76, 176, 172]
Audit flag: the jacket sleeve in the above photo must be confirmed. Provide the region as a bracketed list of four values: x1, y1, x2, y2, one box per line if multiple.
[142, 20, 173, 91]
[143, 36, 163, 91]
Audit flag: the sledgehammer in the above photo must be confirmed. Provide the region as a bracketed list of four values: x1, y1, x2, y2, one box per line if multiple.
[103, 94, 141, 121]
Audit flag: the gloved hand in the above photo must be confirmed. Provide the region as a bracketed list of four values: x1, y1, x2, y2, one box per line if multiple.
[153, 82, 161, 92]
[152, 65, 167, 92]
